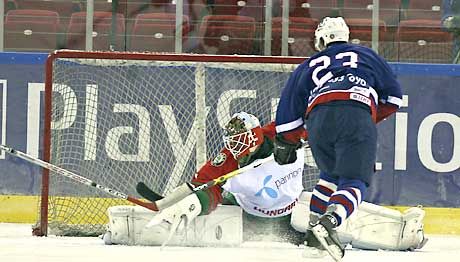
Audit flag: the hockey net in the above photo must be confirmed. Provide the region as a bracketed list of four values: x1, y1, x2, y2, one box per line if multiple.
[36, 50, 319, 236]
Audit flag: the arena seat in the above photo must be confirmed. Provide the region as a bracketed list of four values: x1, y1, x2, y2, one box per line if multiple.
[130, 12, 190, 52]
[66, 11, 126, 51]
[86, 0, 172, 15]
[342, 0, 402, 26]
[286, 0, 338, 20]
[197, 15, 256, 55]
[15, 0, 78, 38]
[4, 9, 60, 51]
[15, 0, 76, 23]
[343, 18, 392, 57]
[271, 17, 317, 56]
[397, 19, 452, 63]
[89, 0, 126, 13]
[210, 0, 245, 15]
[346, 18, 387, 42]
[341, 1, 401, 60]
[404, 0, 442, 21]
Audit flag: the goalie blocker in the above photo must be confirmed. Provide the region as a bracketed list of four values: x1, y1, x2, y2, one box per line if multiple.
[103, 191, 427, 250]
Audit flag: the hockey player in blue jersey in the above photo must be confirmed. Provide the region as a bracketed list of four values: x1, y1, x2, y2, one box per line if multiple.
[273, 17, 403, 261]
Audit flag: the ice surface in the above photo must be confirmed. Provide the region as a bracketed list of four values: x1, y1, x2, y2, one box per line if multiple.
[1, 223, 459, 262]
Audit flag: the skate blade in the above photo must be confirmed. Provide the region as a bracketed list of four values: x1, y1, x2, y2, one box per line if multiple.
[312, 225, 343, 262]
[302, 246, 327, 258]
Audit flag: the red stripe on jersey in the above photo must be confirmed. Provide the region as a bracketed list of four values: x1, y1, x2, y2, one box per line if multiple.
[376, 103, 398, 123]
[281, 126, 308, 144]
[306, 92, 377, 122]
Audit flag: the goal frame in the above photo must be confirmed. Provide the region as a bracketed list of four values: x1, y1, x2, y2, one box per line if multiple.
[37, 50, 306, 236]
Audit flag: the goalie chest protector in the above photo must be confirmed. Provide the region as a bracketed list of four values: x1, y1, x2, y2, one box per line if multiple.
[222, 149, 305, 218]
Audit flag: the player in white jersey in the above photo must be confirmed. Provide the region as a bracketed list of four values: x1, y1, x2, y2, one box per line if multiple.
[105, 112, 426, 254]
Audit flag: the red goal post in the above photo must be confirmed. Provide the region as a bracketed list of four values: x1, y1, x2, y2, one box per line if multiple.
[36, 50, 319, 236]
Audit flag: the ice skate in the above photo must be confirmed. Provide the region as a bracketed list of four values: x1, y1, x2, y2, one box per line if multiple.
[302, 228, 327, 258]
[311, 208, 344, 262]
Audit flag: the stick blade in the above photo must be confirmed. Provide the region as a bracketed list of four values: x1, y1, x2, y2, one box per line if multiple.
[136, 182, 164, 202]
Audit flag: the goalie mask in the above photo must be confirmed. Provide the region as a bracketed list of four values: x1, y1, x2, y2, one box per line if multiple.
[314, 16, 349, 51]
[223, 112, 264, 160]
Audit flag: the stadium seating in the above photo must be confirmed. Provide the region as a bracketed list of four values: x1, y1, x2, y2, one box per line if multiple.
[130, 12, 190, 52]
[200, 0, 265, 34]
[197, 15, 256, 55]
[84, 0, 174, 15]
[15, 0, 78, 38]
[342, 0, 402, 26]
[4, 9, 60, 51]
[271, 16, 317, 56]
[66, 11, 126, 51]
[234, 0, 266, 22]
[0, 0, 453, 64]
[15, 0, 76, 17]
[397, 19, 452, 63]
[346, 18, 387, 43]
[88, 0, 127, 13]
[210, 0, 245, 15]
[404, 0, 442, 21]
[287, 0, 338, 20]
[344, 18, 393, 57]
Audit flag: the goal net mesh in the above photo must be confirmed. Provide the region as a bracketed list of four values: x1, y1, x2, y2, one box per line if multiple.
[41, 52, 319, 236]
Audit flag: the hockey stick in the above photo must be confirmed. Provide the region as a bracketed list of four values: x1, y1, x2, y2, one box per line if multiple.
[0, 144, 159, 211]
[138, 140, 310, 203]
[136, 182, 163, 201]
[141, 155, 275, 209]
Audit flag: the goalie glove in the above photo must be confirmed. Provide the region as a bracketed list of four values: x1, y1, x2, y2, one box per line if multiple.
[146, 193, 202, 237]
[274, 134, 301, 165]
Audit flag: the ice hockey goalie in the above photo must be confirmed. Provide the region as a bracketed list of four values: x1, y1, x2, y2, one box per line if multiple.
[102, 112, 426, 251]
[103, 190, 427, 251]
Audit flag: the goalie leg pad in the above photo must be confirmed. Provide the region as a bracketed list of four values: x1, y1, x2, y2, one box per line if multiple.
[401, 206, 428, 250]
[290, 191, 426, 251]
[104, 205, 243, 247]
[290, 190, 312, 233]
[343, 202, 426, 251]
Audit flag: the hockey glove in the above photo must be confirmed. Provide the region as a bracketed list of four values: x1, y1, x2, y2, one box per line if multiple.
[274, 134, 300, 165]
[146, 193, 202, 233]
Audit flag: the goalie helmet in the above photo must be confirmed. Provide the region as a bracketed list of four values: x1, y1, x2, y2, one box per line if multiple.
[314, 17, 349, 51]
[223, 112, 264, 160]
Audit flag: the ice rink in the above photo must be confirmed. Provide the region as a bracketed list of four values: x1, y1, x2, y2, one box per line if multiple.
[1, 223, 459, 262]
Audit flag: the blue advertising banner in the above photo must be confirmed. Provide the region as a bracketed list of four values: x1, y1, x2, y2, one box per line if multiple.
[370, 64, 460, 207]
[0, 53, 47, 195]
[0, 52, 458, 208]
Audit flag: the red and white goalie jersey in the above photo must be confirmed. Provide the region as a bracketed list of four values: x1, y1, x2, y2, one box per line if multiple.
[192, 122, 304, 218]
